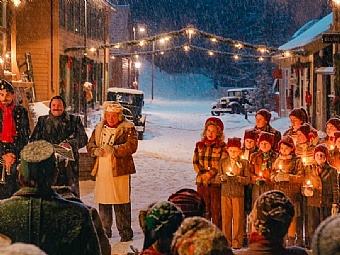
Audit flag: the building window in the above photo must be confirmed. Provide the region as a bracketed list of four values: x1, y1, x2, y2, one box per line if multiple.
[59, 0, 66, 28]
[67, 1, 75, 32]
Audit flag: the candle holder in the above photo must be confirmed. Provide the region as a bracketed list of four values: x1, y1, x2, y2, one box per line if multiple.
[302, 180, 313, 196]
[255, 173, 265, 186]
[226, 167, 235, 177]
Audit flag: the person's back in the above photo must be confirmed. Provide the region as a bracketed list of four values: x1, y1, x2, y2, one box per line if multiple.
[0, 140, 100, 255]
[0, 191, 99, 255]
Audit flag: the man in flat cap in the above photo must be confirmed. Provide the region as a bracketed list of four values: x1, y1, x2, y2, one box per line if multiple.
[87, 101, 138, 242]
[0, 79, 30, 199]
[0, 140, 101, 255]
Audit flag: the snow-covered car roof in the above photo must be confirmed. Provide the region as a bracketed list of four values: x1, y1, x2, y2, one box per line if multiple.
[227, 87, 255, 92]
[107, 87, 144, 95]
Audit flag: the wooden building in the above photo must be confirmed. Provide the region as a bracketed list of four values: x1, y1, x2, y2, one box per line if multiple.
[272, 13, 334, 131]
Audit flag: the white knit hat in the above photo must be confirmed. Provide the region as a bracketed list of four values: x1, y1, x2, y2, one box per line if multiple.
[102, 101, 123, 113]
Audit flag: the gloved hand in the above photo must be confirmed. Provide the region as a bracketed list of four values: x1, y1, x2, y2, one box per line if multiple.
[200, 173, 211, 185]
[274, 172, 289, 182]
[332, 203, 339, 215]
[103, 145, 114, 155]
[93, 148, 104, 157]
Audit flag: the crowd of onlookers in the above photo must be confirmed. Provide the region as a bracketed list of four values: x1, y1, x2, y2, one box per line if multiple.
[0, 75, 340, 255]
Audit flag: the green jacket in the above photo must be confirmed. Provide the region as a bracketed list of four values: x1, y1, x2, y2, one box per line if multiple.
[0, 187, 101, 255]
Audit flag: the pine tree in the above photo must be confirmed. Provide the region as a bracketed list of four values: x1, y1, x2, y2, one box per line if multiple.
[255, 66, 274, 110]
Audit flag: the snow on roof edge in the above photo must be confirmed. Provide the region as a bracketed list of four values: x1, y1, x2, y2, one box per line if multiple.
[278, 13, 332, 51]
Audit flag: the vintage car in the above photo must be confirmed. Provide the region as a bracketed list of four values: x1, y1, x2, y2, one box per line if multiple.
[211, 87, 256, 115]
[106, 87, 146, 139]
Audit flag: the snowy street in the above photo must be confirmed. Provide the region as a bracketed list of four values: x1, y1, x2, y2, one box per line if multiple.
[80, 98, 291, 254]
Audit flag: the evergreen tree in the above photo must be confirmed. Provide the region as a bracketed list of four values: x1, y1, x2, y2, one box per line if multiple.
[255, 66, 274, 110]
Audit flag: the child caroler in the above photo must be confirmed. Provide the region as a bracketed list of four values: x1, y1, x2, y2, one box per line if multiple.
[271, 136, 304, 246]
[219, 137, 250, 249]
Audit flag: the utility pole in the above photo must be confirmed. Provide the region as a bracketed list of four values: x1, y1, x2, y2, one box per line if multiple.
[152, 40, 155, 100]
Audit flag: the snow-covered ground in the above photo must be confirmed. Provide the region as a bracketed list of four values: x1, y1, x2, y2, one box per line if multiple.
[75, 59, 292, 255]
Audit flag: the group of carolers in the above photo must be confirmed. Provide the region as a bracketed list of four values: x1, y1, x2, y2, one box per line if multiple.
[193, 107, 340, 250]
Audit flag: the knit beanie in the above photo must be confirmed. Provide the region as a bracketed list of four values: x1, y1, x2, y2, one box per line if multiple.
[314, 144, 328, 160]
[297, 123, 316, 142]
[144, 201, 184, 249]
[278, 135, 295, 151]
[226, 137, 242, 149]
[205, 117, 224, 131]
[326, 118, 340, 131]
[258, 132, 274, 146]
[334, 131, 340, 143]
[289, 108, 308, 123]
[251, 190, 294, 241]
[244, 128, 258, 141]
[256, 109, 271, 123]
[312, 214, 340, 255]
[171, 216, 233, 255]
[168, 188, 206, 218]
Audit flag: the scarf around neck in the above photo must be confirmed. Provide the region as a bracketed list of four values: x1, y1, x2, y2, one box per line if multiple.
[0, 101, 16, 143]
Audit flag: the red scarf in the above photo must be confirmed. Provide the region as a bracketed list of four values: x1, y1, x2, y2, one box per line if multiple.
[248, 232, 270, 245]
[0, 101, 17, 143]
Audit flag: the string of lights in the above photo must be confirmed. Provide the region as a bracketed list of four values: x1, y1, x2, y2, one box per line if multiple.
[64, 26, 286, 56]
[110, 43, 271, 61]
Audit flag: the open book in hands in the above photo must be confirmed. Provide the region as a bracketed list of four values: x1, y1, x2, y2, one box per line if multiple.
[54, 144, 75, 161]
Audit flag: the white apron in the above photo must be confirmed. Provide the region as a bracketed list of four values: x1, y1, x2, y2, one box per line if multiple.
[94, 126, 130, 204]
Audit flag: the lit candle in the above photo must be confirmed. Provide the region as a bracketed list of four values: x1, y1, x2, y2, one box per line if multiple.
[330, 145, 335, 150]
[259, 171, 263, 178]
[306, 180, 311, 186]
[229, 167, 232, 173]
[305, 179, 313, 188]
[279, 164, 282, 170]
[302, 157, 306, 166]
[241, 155, 244, 159]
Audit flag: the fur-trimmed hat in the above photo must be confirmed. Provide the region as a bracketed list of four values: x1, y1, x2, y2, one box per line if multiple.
[226, 137, 242, 149]
[205, 117, 224, 131]
[326, 118, 340, 131]
[289, 108, 308, 123]
[314, 144, 329, 159]
[0, 80, 14, 94]
[312, 214, 340, 255]
[297, 123, 317, 142]
[258, 132, 274, 146]
[168, 188, 206, 218]
[102, 101, 124, 113]
[20, 140, 56, 181]
[278, 135, 295, 151]
[251, 190, 294, 241]
[256, 109, 271, 123]
[244, 128, 258, 141]
[171, 216, 233, 255]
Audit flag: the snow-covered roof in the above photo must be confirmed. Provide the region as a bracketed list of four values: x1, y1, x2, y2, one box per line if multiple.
[279, 13, 332, 51]
[107, 87, 144, 95]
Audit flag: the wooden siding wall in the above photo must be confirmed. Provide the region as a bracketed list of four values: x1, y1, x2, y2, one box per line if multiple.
[15, 0, 52, 101]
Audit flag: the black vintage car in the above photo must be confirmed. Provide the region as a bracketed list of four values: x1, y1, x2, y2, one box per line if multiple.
[211, 87, 256, 115]
[106, 87, 146, 139]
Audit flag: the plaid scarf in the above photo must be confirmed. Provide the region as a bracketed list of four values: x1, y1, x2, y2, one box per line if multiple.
[261, 152, 272, 171]
[0, 101, 16, 143]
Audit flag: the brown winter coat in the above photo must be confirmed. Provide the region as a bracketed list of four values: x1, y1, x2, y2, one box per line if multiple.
[304, 162, 339, 208]
[252, 124, 282, 151]
[87, 120, 138, 177]
[218, 156, 250, 197]
[193, 140, 228, 186]
[249, 150, 278, 203]
[271, 155, 304, 200]
[329, 148, 340, 172]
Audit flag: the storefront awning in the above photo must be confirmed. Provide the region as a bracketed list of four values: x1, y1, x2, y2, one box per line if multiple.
[315, 67, 334, 75]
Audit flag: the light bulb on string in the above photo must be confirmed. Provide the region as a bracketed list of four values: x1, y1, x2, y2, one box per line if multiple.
[258, 57, 264, 61]
[210, 38, 217, 42]
[233, 55, 239, 60]
[183, 45, 191, 52]
[234, 43, 243, 49]
[207, 51, 214, 56]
